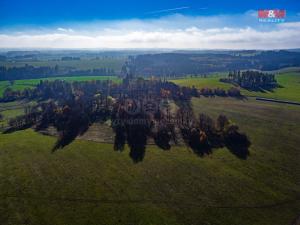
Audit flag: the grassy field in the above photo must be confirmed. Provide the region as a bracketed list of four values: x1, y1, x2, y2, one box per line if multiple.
[0, 76, 120, 96]
[171, 74, 233, 90]
[171, 72, 300, 102]
[1, 71, 299, 102]
[242, 72, 300, 102]
[0, 97, 299, 225]
[0, 101, 36, 127]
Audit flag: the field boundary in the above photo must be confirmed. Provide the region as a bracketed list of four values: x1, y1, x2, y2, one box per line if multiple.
[256, 97, 300, 106]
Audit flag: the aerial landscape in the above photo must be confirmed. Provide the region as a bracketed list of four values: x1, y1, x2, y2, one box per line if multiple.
[0, 1, 299, 225]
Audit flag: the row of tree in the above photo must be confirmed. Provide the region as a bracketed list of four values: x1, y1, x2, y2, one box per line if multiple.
[1, 75, 243, 103]
[196, 87, 241, 97]
[220, 70, 278, 90]
[4, 76, 250, 162]
[177, 108, 250, 159]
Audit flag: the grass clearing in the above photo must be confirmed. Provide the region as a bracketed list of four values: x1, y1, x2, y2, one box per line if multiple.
[0, 97, 299, 225]
[172, 72, 300, 102]
[171, 73, 233, 90]
[0, 76, 120, 96]
[242, 72, 300, 102]
[0, 101, 36, 127]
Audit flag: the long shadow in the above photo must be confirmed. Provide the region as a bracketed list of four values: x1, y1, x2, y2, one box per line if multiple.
[153, 127, 172, 150]
[154, 136, 171, 150]
[233, 95, 247, 101]
[113, 125, 126, 152]
[127, 132, 147, 162]
[2, 124, 32, 134]
[52, 125, 89, 152]
[52, 116, 90, 152]
[243, 84, 283, 93]
[52, 131, 77, 151]
[189, 141, 212, 157]
[129, 146, 146, 163]
[225, 132, 251, 159]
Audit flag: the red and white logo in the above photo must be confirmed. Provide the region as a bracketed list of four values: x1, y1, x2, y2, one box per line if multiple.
[258, 10, 286, 22]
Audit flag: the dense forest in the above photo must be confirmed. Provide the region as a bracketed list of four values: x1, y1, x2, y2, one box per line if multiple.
[1, 50, 300, 80]
[131, 50, 300, 77]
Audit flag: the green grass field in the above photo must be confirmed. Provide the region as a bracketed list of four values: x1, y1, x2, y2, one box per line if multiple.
[171, 74, 233, 90]
[1, 72, 299, 102]
[0, 76, 120, 96]
[0, 97, 299, 225]
[0, 101, 37, 127]
[242, 73, 300, 102]
[171, 72, 300, 102]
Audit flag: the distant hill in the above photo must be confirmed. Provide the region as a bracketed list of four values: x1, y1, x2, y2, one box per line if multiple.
[131, 50, 300, 77]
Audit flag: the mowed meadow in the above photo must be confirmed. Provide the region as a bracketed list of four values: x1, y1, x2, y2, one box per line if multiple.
[0, 96, 300, 225]
[1, 71, 300, 102]
[171, 71, 300, 102]
[0, 76, 120, 97]
[0, 70, 300, 225]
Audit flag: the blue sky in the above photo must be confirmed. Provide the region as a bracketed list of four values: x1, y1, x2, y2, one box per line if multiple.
[0, 0, 300, 49]
[1, 0, 299, 26]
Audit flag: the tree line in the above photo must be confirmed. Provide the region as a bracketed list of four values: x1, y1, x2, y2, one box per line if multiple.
[220, 70, 278, 91]
[0, 64, 116, 81]
[3, 76, 250, 162]
[1, 78, 242, 103]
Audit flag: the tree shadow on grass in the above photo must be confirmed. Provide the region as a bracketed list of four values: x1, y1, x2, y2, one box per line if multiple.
[243, 84, 283, 93]
[127, 133, 147, 163]
[52, 115, 90, 152]
[190, 142, 212, 157]
[2, 124, 32, 134]
[129, 146, 146, 163]
[153, 127, 172, 151]
[224, 130, 251, 159]
[154, 138, 171, 151]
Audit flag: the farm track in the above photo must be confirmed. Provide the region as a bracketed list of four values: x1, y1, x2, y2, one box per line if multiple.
[255, 97, 300, 106]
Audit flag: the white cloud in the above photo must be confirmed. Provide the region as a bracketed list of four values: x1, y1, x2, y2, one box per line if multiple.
[277, 22, 300, 28]
[57, 27, 74, 32]
[245, 10, 257, 18]
[146, 6, 190, 15]
[0, 14, 299, 49]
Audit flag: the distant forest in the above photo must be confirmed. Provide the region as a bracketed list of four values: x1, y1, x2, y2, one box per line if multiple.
[0, 65, 116, 81]
[1, 50, 300, 80]
[131, 50, 300, 77]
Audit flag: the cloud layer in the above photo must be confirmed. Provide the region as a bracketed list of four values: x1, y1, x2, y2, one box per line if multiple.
[0, 14, 299, 49]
